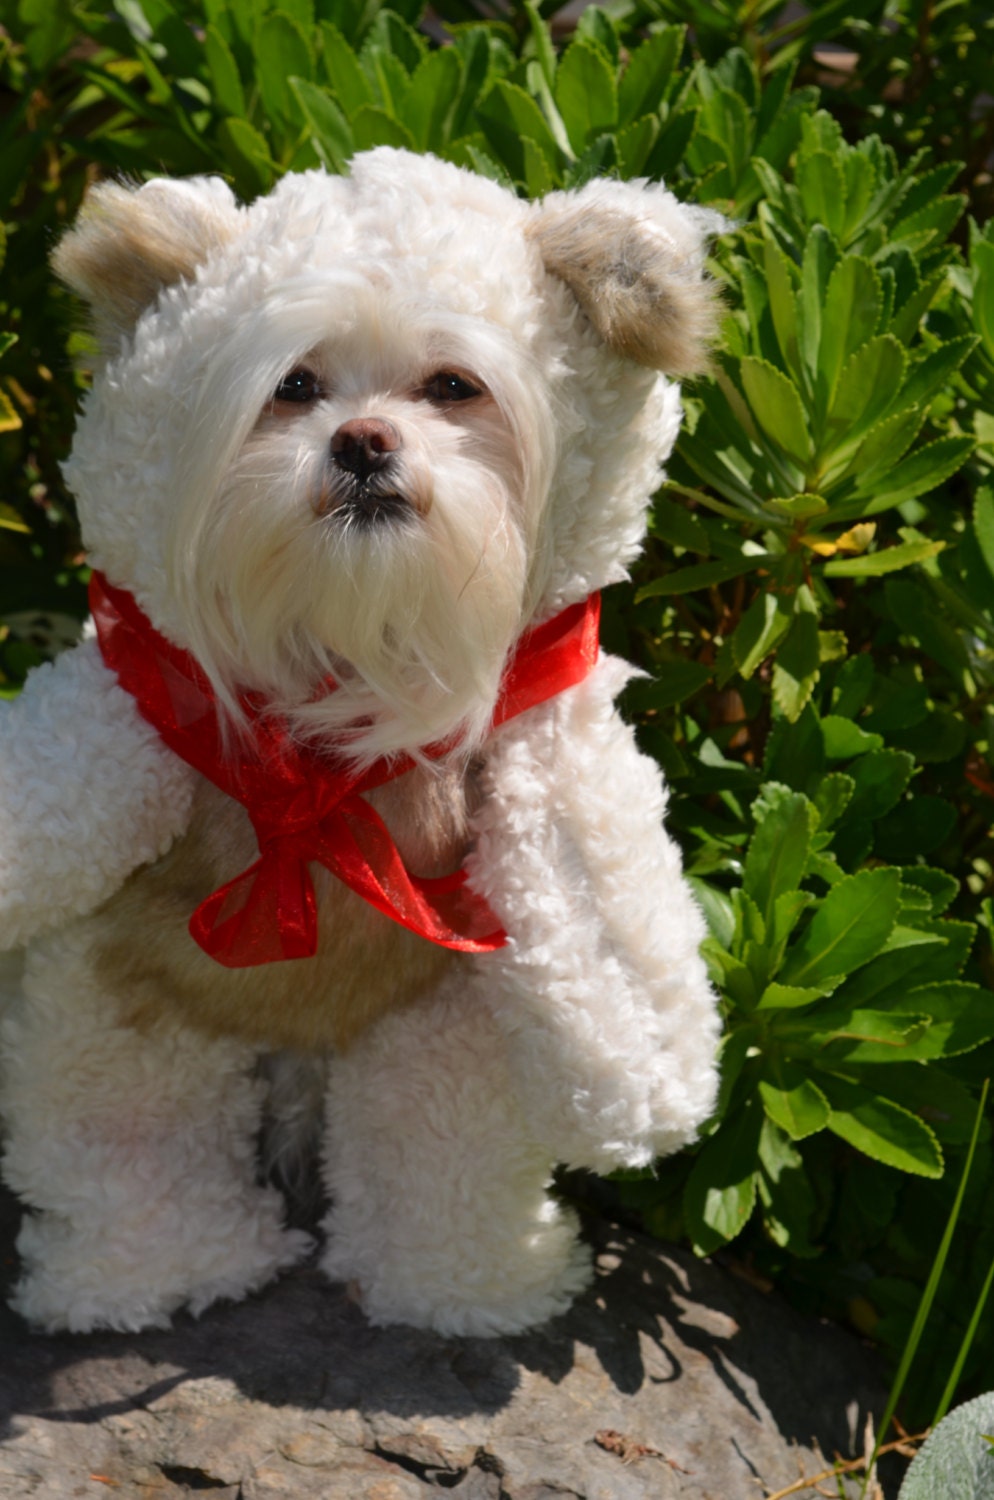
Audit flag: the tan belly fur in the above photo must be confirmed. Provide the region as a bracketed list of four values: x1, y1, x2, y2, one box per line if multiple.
[88, 766, 472, 1053]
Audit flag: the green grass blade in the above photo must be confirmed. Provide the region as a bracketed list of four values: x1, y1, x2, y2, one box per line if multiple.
[863, 1076, 990, 1493]
[932, 1246, 994, 1427]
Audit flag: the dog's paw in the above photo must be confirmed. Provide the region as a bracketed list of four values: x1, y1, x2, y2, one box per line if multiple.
[10, 1209, 314, 1334]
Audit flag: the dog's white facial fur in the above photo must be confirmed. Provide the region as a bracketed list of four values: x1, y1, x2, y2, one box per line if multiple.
[57, 150, 721, 761]
[167, 292, 547, 758]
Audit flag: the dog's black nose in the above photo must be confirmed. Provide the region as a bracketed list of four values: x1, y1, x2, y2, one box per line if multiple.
[330, 418, 401, 481]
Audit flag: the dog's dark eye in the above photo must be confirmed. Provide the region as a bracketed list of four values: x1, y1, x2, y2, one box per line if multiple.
[273, 368, 322, 404]
[424, 371, 483, 404]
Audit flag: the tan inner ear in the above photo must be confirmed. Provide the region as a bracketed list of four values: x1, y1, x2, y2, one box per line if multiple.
[52, 180, 239, 350]
[528, 201, 721, 376]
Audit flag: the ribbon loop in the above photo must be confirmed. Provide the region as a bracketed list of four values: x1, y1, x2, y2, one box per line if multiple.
[90, 572, 600, 968]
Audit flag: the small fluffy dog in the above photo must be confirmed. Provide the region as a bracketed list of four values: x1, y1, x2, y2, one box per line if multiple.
[0, 149, 721, 1337]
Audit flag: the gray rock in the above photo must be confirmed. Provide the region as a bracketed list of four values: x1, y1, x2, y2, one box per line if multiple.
[0, 1185, 887, 1499]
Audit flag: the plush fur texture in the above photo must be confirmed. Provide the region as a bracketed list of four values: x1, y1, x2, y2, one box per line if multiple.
[0, 150, 722, 1337]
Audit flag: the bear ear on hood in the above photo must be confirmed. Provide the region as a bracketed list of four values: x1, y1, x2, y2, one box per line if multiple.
[527, 177, 724, 376]
[52, 175, 242, 351]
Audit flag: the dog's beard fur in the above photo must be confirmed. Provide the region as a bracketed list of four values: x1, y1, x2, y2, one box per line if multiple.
[163, 298, 554, 765]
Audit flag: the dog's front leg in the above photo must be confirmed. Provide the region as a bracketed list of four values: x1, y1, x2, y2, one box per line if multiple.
[467, 653, 721, 1174]
[0, 924, 311, 1333]
[319, 974, 592, 1335]
[0, 635, 196, 952]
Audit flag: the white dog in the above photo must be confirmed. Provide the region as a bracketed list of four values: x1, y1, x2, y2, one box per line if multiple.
[0, 149, 721, 1337]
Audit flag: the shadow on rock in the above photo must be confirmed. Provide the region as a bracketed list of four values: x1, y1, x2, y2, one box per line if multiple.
[0, 1182, 885, 1499]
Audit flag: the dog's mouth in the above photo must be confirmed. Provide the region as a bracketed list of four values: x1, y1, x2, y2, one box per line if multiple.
[334, 487, 413, 529]
[317, 473, 416, 530]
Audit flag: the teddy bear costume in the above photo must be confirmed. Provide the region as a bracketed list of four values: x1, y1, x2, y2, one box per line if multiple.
[0, 150, 721, 1337]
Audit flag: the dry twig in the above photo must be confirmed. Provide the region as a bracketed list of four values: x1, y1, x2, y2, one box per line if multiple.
[762, 1431, 929, 1500]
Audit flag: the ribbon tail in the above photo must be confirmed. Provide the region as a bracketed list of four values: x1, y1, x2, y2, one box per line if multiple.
[189, 848, 319, 967]
[313, 800, 506, 953]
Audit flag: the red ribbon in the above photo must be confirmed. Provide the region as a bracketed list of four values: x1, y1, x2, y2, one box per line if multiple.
[89, 572, 600, 967]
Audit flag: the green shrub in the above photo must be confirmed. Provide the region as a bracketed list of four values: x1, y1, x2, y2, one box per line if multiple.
[2, 0, 994, 1434]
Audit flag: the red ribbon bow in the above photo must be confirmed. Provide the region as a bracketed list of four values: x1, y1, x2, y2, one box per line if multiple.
[89, 572, 600, 968]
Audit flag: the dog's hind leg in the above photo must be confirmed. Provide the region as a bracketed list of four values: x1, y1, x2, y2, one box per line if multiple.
[319, 975, 592, 1336]
[0, 924, 311, 1333]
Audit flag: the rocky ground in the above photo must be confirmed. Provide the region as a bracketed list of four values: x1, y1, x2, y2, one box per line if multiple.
[0, 1184, 894, 1500]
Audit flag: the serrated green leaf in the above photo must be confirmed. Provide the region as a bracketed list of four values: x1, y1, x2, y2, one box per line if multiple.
[763, 236, 801, 385]
[204, 24, 246, 117]
[890, 265, 947, 344]
[641, 659, 713, 710]
[800, 1006, 931, 1060]
[766, 493, 828, 521]
[289, 78, 352, 171]
[554, 37, 617, 153]
[899, 868, 959, 917]
[728, 589, 792, 680]
[820, 1075, 943, 1177]
[644, 106, 698, 180]
[364, 50, 411, 118]
[817, 256, 882, 422]
[759, 1064, 830, 1139]
[831, 932, 950, 1009]
[447, 27, 491, 141]
[738, 357, 812, 469]
[217, 116, 277, 194]
[973, 486, 994, 583]
[349, 104, 414, 151]
[683, 1098, 763, 1253]
[617, 25, 684, 127]
[615, 114, 659, 178]
[796, 148, 846, 237]
[445, 138, 514, 189]
[522, 0, 556, 92]
[780, 867, 900, 989]
[319, 22, 374, 116]
[823, 535, 944, 578]
[636, 553, 771, 599]
[857, 1064, 981, 1145]
[840, 147, 876, 241]
[687, 877, 735, 949]
[255, 11, 314, 136]
[844, 747, 915, 824]
[576, 6, 618, 65]
[974, 239, 994, 361]
[890, 193, 965, 251]
[880, 982, 994, 1060]
[404, 47, 462, 151]
[743, 784, 811, 929]
[902, 337, 978, 412]
[521, 136, 555, 197]
[649, 495, 710, 554]
[361, 8, 426, 74]
[563, 132, 616, 188]
[813, 771, 854, 827]
[821, 715, 882, 759]
[855, 436, 974, 513]
[477, 79, 560, 175]
[756, 981, 836, 1011]
[824, 334, 907, 447]
[757, 1117, 819, 1255]
[797, 225, 836, 381]
[693, 85, 752, 183]
[829, 405, 925, 491]
[772, 610, 821, 721]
